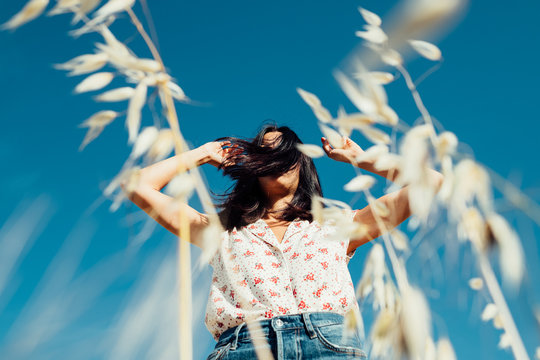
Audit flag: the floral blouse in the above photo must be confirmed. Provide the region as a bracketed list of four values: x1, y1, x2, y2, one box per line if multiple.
[205, 210, 360, 340]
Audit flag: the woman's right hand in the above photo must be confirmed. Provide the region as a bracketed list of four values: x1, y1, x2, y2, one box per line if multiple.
[198, 141, 241, 168]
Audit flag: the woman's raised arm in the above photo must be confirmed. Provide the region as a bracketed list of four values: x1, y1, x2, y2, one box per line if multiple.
[121, 141, 232, 247]
[321, 135, 443, 252]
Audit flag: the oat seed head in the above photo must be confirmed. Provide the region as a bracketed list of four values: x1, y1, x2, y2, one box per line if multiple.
[1, 0, 49, 30]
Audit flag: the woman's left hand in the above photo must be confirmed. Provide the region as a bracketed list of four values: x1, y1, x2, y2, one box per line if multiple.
[321, 136, 364, 164]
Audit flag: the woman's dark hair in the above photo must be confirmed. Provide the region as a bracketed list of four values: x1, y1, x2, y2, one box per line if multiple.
[215, 123, 323, 231]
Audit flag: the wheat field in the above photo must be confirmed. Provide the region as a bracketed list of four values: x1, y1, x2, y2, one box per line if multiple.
[0, 0, 539, 359]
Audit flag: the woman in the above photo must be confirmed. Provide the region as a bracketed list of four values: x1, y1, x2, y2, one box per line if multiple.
[125, 123, 443, 359]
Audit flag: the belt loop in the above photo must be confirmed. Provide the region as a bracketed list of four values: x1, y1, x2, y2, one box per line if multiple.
[230, 322, 245, 350]
[302, 313, 317, 339]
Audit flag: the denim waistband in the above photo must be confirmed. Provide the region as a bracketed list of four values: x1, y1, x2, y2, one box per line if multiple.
[216, 312, 345, 348]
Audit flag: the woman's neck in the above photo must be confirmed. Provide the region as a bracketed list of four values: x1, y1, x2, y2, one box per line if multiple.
[263, 194, 294, 221]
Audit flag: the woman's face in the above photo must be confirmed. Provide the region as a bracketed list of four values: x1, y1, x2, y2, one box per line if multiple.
[257, 131, 300, 195]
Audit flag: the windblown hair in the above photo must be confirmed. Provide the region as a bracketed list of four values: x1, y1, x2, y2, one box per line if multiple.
[215, 123, 323, 231]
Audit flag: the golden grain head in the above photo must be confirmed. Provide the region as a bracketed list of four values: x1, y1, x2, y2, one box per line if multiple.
[493, 314, 504, 329]
[319, 123, 344, 149]
[498, 333, 511, 349]
[481, 303, 498, 322]
[360, 126, 391, 145]
[146, 129, 175, 163]
[468, 277, 484, 290]
[48, 0, 83, 16]
[313, 106, 333, 124]
[130, 126, 159, 159]
[409, 39, 442, 61]
[344, 175, 376, 192]
[94, 0, 135, 21]
[1, 0, 49, 30]
[334, 70, 378, 115]
[380, 48, 404, 67]
[296, 144, 325, 158]
[74, 71, 114, 93]
[436, 337, 457, 360]
[95, 86, 135, 102]
[126, 80, 148, 144]
[358, 7, 382, 26]
[356, 24, 388, 44]
[165, 172, 195, 199]
[297, 87, 322, 108]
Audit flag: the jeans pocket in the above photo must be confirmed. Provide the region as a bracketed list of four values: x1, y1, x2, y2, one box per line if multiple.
[206, 342, 232, 360]
[314, 324, 367, 358]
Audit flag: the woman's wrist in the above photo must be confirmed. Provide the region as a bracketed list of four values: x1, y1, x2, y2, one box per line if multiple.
[192, 146, 212, 167]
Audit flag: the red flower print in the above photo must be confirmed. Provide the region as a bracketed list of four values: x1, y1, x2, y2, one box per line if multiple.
[251, 298, 259, 305]
[298, 300, 308, 309]
[265, 250, 273, 256]
[212, 276, 218, 283]
[214, 297, 223, 302]
[236, 302, 241, 309]
[332, 290, 342, 296]
[271, 262, 282, 268]
[283, 245, 292, 253]
[293, 288, 297, 297]
[232, 230, 237, 235]
[218, 322, 224, 328]
[313, 288, 323, 298]
[255, 262, 263, 270]
[236, 312, 244, 320]
[238, 279, 247, 287]
[233, 238, 242, 242]
[264, 310, 273, 318]
[340, 241, 345, 247]
[278, 306, 289, 314]
[339, 297, 348, 307]
[249, 225, 256, 229]
[305, 240, 315, 246]
[251, 239, 261, 245]
[335, 254, 340, 261]
[318, 248, 328, 254]
[217, 307, 224, 316]
[304, 273, 315, 281]
[268, 289, 278, 297]
[305, 253, 314, 261]
[323, 303, 333, 311]
[254, 277, 264, 284]
[321, 261, 329, 270]
[219, 285, 228, 292]
[270, 276, 279, 284]
[244, 250, 254, 256]
[291, 252, 299, 259]
[230, 290, 235, 300]
[257, 232, 266, 237]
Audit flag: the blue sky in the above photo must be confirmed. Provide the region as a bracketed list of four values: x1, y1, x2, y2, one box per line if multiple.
[0, 0, 539, 359]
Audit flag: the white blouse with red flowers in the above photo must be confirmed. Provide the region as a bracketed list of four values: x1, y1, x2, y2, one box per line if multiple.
[204, 210, 360, 340]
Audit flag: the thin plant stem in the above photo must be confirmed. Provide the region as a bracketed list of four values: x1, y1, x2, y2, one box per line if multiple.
[126, 8, 192, 359]
[397, 61, 530, 359]
[126, 7, 164, 71]
[396, 64, 437, 145]
[477, 250, 530, 360]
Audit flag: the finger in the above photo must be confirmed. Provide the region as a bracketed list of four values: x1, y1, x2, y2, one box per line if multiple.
[321, 137, 333, 154]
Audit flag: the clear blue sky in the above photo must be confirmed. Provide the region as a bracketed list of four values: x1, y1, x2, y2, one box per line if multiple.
[0, 0, 539, 359]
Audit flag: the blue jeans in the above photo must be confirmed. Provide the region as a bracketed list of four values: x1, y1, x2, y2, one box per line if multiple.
[206, 312, 367, 360]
